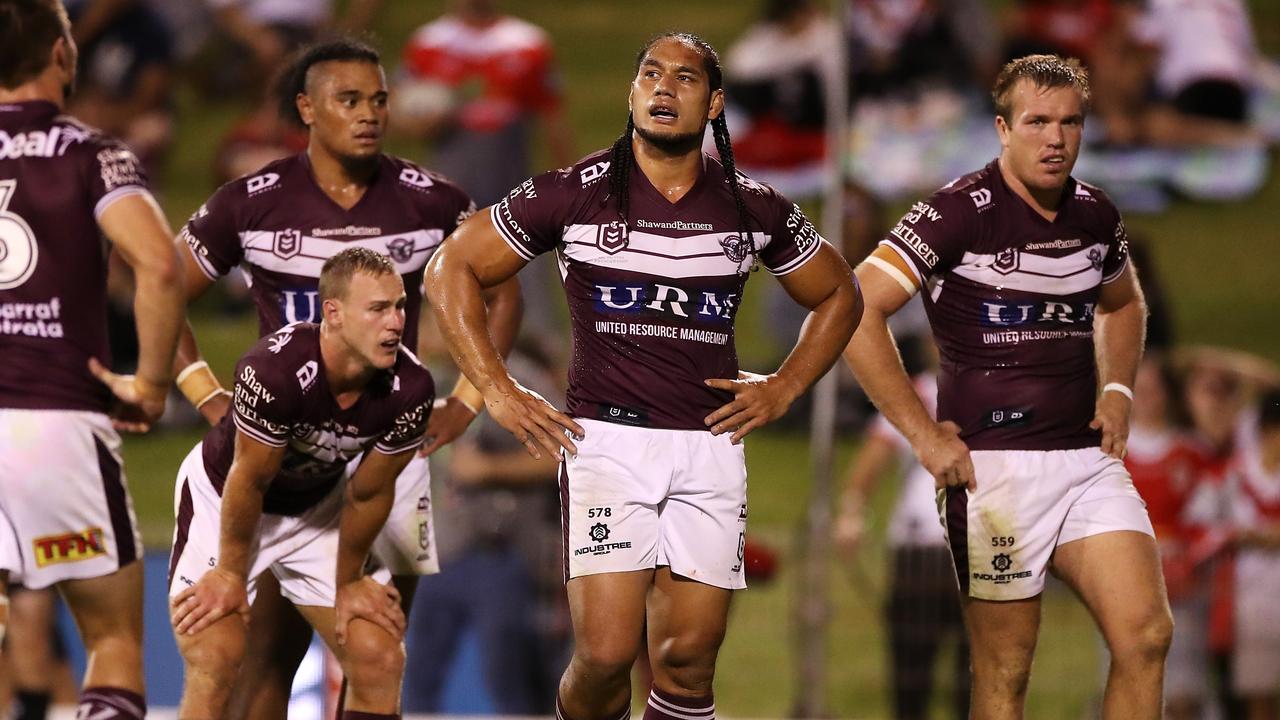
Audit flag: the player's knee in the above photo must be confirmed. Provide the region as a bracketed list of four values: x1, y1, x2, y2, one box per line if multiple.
[181, 632, 246, 683]
[651, 627, 725, 676]
[1111, 606, 1174, 666]
[572, 638, 640, 683]
[341, 628, 405, 689]
[972, 648, 1033, 697]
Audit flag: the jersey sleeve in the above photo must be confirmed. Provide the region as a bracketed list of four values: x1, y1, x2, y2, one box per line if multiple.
[878, 191, 969, 285]
[374, 362, 435, 455]
[1102, 208, 1131, 284]
[179, 182, 243, 280]
[230, 343, 300, 448]
[85, 137, 149, 221]
[757, 188, 823, 276]
[488, 167, 577, 261]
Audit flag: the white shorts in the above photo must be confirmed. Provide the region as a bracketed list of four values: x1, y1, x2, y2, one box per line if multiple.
[560, 419, 747, 590]
[168, 444, 389, 607]
[0, 409, 142, 589]
[350, 451, 438, 576]
[940, 447, 1154, 601]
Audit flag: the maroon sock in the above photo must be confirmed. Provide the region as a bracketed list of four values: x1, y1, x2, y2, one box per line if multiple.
[341, 713, 399, 720]
[644, 686, 714, 720]
[556, 693, 632, 720]
[77, 687, 146, 720]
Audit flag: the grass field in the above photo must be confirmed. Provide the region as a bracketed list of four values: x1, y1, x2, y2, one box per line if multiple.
[114, 0, 1280, 716]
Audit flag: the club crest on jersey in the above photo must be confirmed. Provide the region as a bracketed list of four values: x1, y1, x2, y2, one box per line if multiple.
[993, 247, 1019, 274]
[719, 234, 751, 264]
[596, 220, 628, 255]
[273, 229, 302, 260]
[1088, 247, 1104, 271]
[386, 237, 414, 263]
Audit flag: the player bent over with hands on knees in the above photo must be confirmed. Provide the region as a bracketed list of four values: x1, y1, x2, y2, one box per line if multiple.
[0, 1, 185, 717]
[168, 248, 434, 719]
[426, 32, 861, 720]
[843, 55, 1171, 720]
[170, 38, 518, 717]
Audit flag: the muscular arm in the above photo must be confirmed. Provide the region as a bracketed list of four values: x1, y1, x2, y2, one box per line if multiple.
[772, 243, 864, 401]
[1091, 263, 1147, 458]
[841, 250, 935, 444]
[842, 246, 975, 489]
[219, 433, 286, 579]
[337, 449, 416, 586]
[94, 192, 185, 421]
[171, 243, 230, 424]
[425, 211, 581, 458]
[706, 242, 862, 441]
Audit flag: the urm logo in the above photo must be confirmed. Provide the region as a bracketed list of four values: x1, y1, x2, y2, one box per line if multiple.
[594, 283, 738, 322]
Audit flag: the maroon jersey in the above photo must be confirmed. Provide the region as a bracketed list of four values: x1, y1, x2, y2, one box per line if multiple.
[180, 152, 474, 346]
[0, 101, 149, 413]
[200, 323, 435, 515]
[492, 149, 822, 430]
[883, 159, 1130, 450]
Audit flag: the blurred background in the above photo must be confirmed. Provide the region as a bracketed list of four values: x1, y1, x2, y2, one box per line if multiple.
[2, 0, 1279, 717]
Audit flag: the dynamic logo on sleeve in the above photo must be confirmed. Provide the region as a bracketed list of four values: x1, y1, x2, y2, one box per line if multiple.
[33, 528, 106, 567]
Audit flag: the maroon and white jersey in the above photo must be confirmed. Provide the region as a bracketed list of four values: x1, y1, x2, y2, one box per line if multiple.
[200, 323, 435, 515]
[491, 149, 823, 430]
[883, 159, 1130, 450]
[0, 101, 149, 413]
[180, 152, 474, 345]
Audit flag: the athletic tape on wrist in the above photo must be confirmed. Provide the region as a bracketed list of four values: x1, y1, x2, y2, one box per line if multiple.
[1102, 382, 1134, 402]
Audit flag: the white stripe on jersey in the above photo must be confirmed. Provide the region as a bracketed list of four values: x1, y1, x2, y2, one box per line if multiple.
[239, 229, 443, 277]
[92, 185, 150, 221]
[560, 224, 765, 278]
[952, 243, 1110, 295]
[767, 234, 822, 276]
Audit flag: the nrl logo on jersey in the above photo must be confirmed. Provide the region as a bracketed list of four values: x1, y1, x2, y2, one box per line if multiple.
[993, 247, 1018, 274]
[273, 229, 302, 260]
[596, 220, 628, 255]
[719, 234, 752, 264]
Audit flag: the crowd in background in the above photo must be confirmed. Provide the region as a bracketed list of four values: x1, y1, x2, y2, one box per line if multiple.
[2, 0, 1279, 717]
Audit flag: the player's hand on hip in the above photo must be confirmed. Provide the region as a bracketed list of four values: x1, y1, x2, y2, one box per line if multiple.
[419, 396, 478, 457]
[485, 380, 583, 460]
[704, 371, 801, 444]
[171, 567, 249, 636]
[88, 357, 166, 432]
[914, 421, 976, 492]
[335, 577, 405, 645]
[1090, 391, 1131, 460]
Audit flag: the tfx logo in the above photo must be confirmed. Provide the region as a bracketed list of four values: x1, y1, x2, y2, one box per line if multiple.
[981, 300, 1096, 326]
[280, 289, 321, 324]
[594, 283, 738, 322]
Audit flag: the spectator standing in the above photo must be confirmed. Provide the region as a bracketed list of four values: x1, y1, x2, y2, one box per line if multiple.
[833, 357, 970, 720]
[405, 345, 570, 714]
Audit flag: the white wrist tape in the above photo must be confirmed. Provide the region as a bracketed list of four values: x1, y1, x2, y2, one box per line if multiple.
[1102, 382, 1134, 402]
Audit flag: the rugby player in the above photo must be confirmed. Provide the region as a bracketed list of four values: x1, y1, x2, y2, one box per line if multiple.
[172, 39, 518, 716]
[167, 248, 434, 719]
[0, 1, 185, 717]
[843, 55, 1171, 719]
[426, 32, 861, 720]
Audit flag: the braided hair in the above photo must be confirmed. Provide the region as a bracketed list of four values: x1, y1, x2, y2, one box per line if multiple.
[607, 32, 759, 274]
